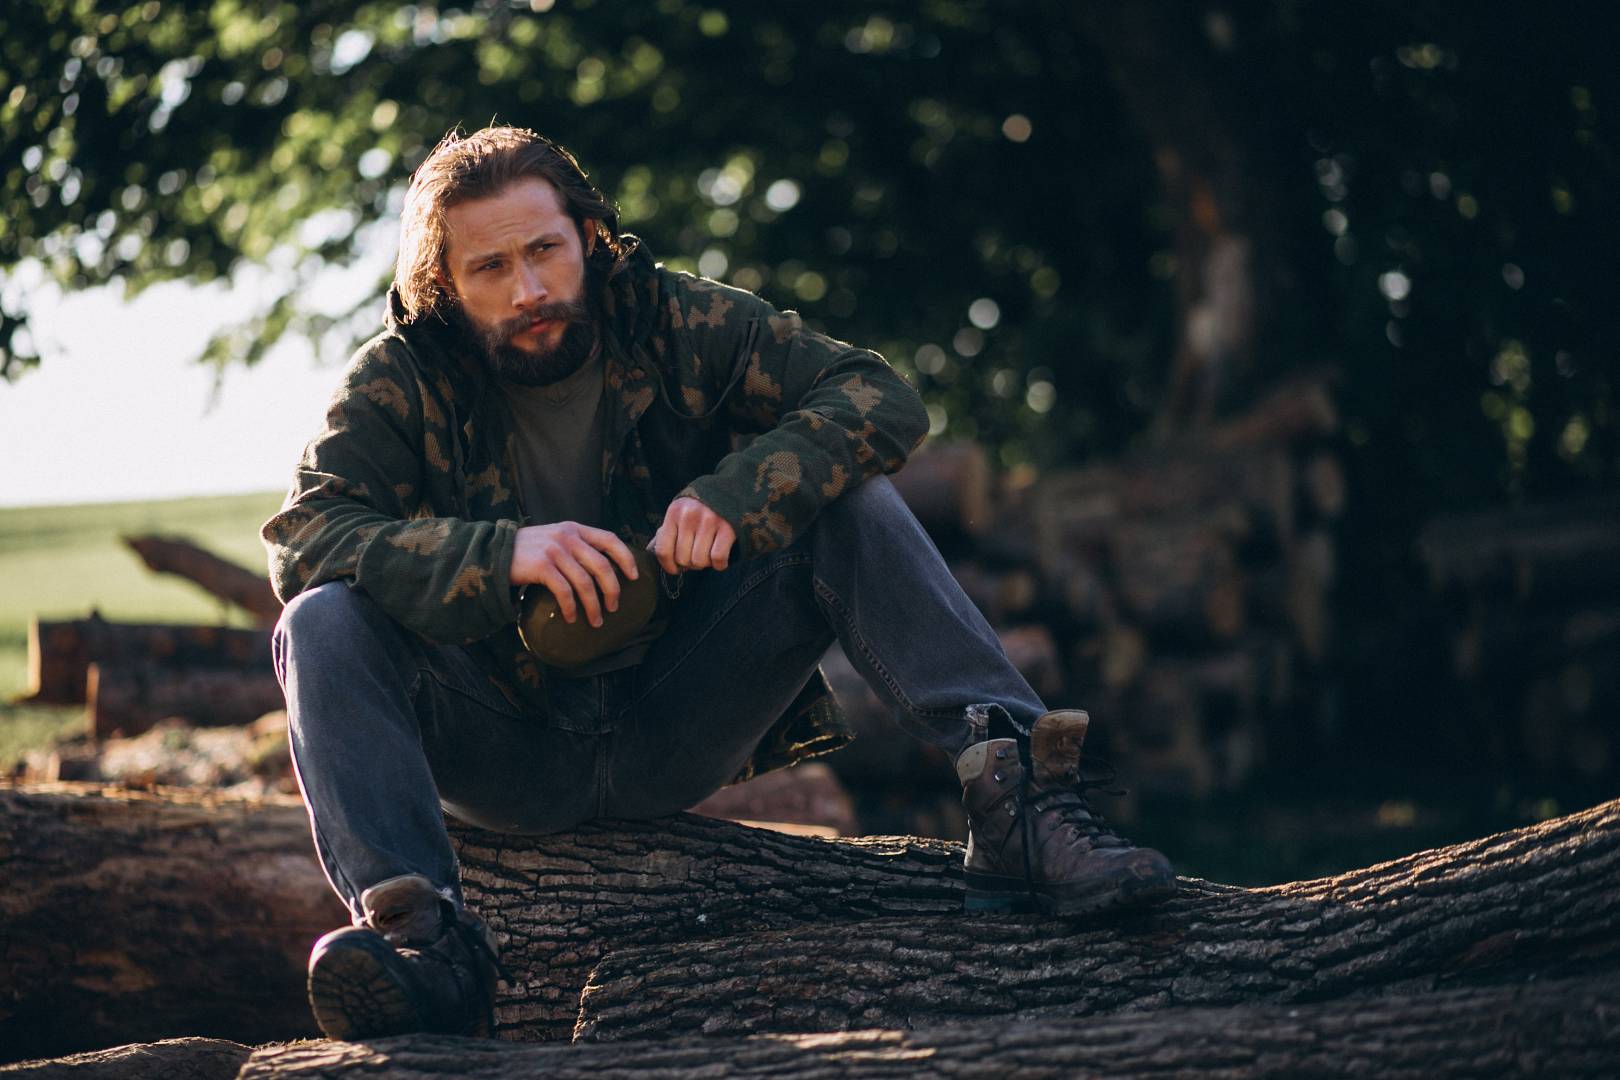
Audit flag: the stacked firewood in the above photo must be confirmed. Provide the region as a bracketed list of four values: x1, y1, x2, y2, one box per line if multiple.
[841, 373, 1345, 828]
[1418, 494, 1620, 784]
[17, 536, 283, 740]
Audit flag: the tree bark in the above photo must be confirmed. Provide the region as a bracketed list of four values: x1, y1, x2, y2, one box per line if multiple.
[570, 798, 1620, 1041]
[122, 535, 283, 625]
[451, 812, 966, 1042]
[235, 975, 1620, 1079]
[0, 1038, 251, 1080]
[0, 783, 344, 1064]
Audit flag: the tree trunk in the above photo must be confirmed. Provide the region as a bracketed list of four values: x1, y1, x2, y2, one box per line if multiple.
[0, 783, 344, 1064]
[122, 535, 283, 625]
[234, 975, 1620, 1079]
[570, 798, 1620, 1041]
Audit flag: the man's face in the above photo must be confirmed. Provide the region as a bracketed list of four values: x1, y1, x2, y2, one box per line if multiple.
[441, 177, 596, 385]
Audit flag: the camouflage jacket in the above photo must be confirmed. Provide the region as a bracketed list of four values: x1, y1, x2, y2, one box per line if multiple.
[262, 237, 929, 781]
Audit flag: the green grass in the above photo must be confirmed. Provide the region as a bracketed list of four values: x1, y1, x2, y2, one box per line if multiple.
[0, 490, 285, 767]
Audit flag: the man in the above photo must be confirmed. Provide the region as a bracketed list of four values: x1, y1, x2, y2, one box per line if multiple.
[264, 125, 1175, 1041]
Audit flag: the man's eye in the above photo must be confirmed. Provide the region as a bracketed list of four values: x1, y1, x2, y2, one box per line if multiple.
[479, 260, 501, 272]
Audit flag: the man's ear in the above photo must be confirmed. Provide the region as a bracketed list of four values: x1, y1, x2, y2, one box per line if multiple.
[583, 219, 599, 254]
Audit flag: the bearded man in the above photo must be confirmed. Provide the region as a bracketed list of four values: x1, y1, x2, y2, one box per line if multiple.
[263, 125, 1176, 1040]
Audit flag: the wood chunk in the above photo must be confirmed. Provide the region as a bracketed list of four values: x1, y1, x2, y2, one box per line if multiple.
[889, 441, 993, 539]
[689, 762, 859, 836]
[0, 783, 345, 1064]
[20, 618, 271, 707]
[87, 662, 286, 738]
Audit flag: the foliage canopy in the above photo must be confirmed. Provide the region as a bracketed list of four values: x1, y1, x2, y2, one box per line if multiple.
[2, 0, 1615, 505]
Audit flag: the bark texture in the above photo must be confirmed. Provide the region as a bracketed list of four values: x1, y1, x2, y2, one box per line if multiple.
[0, 783, 345, 1064]
[572, 798, 1620, 1040]
[0, 1038, 251, 1080]
[238, 975, 1620, 1079]
[450, 813, 965, 1041]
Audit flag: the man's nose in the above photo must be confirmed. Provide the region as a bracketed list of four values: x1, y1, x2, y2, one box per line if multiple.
[512, 263, 546, 310]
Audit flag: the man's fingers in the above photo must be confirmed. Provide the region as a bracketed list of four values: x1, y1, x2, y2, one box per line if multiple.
[555, 554, 604, 627]
[708, 526, 733, 571]
[676, 509, 703, 569]
[568, 538, 621, 613]
[650, 523, 680, 576]
[536, 566, 577, 624]
[688, 517, 718, 570]
[581, 525, 639, 580]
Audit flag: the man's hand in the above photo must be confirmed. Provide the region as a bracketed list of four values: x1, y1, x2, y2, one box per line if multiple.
[650, 496, 736, 575]
[511, 522, 638, 627]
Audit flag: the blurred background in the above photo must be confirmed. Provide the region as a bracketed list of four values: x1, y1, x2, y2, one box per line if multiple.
[2, 0, 1615, 885]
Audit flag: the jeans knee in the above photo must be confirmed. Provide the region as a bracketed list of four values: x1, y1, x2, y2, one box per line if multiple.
[274, 580, 389, 669]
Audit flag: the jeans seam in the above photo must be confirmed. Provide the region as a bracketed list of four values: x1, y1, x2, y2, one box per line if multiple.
[629, 553, 814, 710]
[812, 576, 965, 723]
[417, 666, 524, 719]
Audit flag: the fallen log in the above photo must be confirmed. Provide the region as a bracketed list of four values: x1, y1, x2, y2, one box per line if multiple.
[237, 974, 1620, 1079]
[571, 798, 1620, 1040]
[0, 783, 345, 1064]
[122, 535, 283, 625]
[0, 1037, 251, 1080]
[86, 661, 286, 738]
[452, 813, 966, 1041]
[20, 618, 271, 707]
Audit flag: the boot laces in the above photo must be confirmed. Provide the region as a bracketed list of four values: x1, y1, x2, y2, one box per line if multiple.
[1028, 759, 1130, 849]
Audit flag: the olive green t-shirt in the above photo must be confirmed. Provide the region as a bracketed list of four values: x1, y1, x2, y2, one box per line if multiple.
[501, 351, 658, 675]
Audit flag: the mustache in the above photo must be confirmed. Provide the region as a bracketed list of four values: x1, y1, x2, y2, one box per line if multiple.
[483, 298, 589, 345]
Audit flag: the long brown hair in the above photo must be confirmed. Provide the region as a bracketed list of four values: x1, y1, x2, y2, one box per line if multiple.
[395, 126, 622, 321]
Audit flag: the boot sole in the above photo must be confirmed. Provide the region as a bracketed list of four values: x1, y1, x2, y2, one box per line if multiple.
[964, 864, 1177, 917]
[308, 933, 425, 1040]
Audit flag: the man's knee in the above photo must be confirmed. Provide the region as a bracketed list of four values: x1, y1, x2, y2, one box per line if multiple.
[812, 472, 924, 545]
[277, 580, 369, 642]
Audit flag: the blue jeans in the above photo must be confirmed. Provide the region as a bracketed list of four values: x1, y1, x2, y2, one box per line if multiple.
[272, 476, 1046, 919]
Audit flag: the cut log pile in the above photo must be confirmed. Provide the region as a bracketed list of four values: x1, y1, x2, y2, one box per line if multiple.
[3, 783, 1617, 1075]
[1418, 494, 1620, 784]
[16, 533, 281, 739]
[862, 374, 1344, 823]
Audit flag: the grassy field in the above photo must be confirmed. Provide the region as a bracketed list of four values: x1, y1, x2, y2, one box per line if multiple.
[0, 490, 285, 766]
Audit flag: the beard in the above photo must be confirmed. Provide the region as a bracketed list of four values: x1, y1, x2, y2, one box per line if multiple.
[459, 296, 598, 387]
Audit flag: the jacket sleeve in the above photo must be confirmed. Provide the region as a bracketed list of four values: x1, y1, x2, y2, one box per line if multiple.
[669, 274, 931, 557]
[261, 338, 519, 644]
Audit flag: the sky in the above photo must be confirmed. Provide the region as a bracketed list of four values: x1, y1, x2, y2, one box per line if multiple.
[0, 247, 391, 509]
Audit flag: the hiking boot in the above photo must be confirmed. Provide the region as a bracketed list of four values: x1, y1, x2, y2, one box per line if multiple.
[306, 874, 502, 1040]
[957, 709, 1177, 916]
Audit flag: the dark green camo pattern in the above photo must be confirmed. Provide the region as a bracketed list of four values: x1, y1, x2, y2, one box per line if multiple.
[262, 237, 929, 781]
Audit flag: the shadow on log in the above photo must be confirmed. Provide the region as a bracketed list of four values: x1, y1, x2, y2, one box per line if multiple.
[570, 799, 1620, 1040]
[235, 975, 1620, 1079]
[0, 783, 344, 1064]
